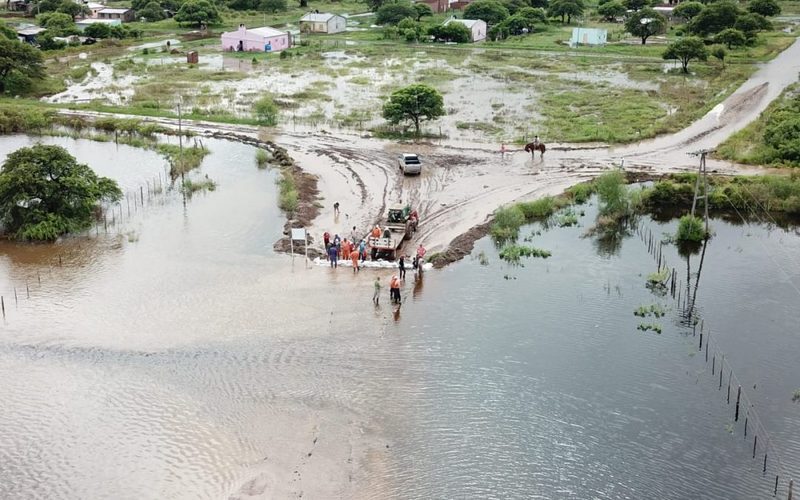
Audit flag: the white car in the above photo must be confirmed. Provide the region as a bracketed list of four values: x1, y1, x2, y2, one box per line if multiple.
[398, 153, 422, 175]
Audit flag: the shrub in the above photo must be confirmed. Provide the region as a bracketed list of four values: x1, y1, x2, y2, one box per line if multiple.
[676, 214, 706, 242]
[253, 95, 278, 126]
[595, 170, 628, 217]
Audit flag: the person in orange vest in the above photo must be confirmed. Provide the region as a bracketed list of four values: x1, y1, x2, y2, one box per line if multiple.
[390, 275, 401, 304]
[342, 238, 351, 260]
[350, 245, 359, 273]
[371, 225, 381, 238]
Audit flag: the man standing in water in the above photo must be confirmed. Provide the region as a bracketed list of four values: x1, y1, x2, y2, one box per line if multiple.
[328, 244, 338, 268]
[398, 254, 406, 280]
[351, 247, 359, 273]
[373, 276, 381, 304]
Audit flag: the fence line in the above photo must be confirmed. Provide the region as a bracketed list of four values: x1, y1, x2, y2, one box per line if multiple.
[634, 221, 794, 498]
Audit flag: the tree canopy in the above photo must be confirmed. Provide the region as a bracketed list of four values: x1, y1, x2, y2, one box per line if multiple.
[37, 12, 77, 36]
[464, 0, 510, 25]
[625, 8, 667, 44]
[376, 2, 417, 25]
[748, 0, 780, 17]
[382, 84, 445, 135]
[764, 95, 800, 164]
[0, 145, 121, 241]
[663, 36, 708, 73]
[673, 1, 704, 21]
[548, 0, 584, 23]
[0, 39, 45, 94]
[597, 0, 625, 21]
[137, 1, 167, 21]
[413, 2, 433, 20]
[688, 1, 740, 36]
[428, 22, 472, 42]
[624, 0, 650, 11]
[714, 27, 746, 48]
[174, 0, 221, 27]
[0, 23, 17, 40]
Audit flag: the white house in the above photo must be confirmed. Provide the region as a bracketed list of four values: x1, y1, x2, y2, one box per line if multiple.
[299, 12, 346, 34]
[221, 24, 290, 52]
[443, 18, 487, 42]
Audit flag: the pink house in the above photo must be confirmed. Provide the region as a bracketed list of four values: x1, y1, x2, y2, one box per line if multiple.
[221, 24, 290, 52]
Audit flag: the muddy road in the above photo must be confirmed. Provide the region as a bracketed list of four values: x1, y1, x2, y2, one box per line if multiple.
[58, 37, 800, 259]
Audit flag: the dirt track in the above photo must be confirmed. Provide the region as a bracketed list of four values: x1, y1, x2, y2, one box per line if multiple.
[59, 38, 800, 263]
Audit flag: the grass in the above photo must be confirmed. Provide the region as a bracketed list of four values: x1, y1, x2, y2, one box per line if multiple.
[277, 172, 299, 214]
[634, 303, 667, 318]
[155, 144, 210, 178]
[498, 244, 552, 264]
[676, 214, 707, 242]
[182, 177, 217, 195]
[255, 148, 271, 169]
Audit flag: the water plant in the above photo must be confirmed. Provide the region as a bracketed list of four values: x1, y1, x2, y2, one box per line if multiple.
[255, 148, 271, 169]
[490, 205, 526, 242]
[792, 389, 800, 403]
[476, 251, 489, 265]
[557, 209, 579, 227]
[566, 182, 594, 204]
[647, 269, 669, 285]
[676, 214, 707, 242]
[499, 244, 551, 264]
[182, 177, 216, 196]
[637, 323, 663, 334]
[634, 303, 667, 317]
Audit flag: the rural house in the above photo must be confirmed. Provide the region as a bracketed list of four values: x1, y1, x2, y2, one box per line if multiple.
[442, 18, 486, 42]
[75, 18, 121, 30]
[221, 24, 290, 52]
[298, 12, 346, 34]
[15, 25, 46, 44]
[84, 2, 107, 18]
[97, 7, 135, 22]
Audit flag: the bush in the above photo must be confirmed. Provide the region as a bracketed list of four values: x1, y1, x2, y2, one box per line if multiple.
[376, 3, 417, 25]
[595, 170, 628, 217]
[566, 183, 594, 204]
[491, 205, 526, 242]
[517, 197, 557, 218]
[253, 95, 278, 126]
[675, 214, 706, 242]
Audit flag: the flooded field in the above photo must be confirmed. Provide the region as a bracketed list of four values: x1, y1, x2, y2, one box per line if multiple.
[1, 135, 799, 498]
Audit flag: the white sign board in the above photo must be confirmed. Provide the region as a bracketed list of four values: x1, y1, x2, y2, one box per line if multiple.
[291, 228, 306, 241]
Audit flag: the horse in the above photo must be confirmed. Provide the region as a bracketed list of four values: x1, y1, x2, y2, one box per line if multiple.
[524, 142, 546, 158]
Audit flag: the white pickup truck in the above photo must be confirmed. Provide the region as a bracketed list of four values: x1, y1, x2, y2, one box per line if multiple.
[398, 153, 422, 175]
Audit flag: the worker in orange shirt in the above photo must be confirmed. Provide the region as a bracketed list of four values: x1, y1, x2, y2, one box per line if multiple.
[371, 225, 381, 238]
[390, 275, 401, 304]
[350, 245, 359, 273]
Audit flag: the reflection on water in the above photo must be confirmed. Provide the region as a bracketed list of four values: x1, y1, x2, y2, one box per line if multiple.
[2, 137, 800, 500]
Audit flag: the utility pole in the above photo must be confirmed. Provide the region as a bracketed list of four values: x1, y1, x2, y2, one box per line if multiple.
[688, 148, 713, 235]
[178, 100, 184, 185]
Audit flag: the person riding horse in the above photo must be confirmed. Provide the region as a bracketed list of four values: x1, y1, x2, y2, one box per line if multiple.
[524, 136, 546, 158]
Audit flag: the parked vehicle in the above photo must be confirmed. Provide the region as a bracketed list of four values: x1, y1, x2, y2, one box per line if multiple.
[398, 153, 422, 175]
[368, 206, 419, 260]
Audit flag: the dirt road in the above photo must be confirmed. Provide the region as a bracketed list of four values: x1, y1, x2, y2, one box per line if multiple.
[59, 38, 800, 261]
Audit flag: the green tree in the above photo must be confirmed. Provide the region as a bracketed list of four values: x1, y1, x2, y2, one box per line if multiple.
[36, 12, 76, 36]
[0, 39, 45, 94]
[376, 2, 417, 24]
[398, 17, 423, 41]
[734, 12, 771, 39]
[547, 0, 584, 23]
[624, 0, 650, 11]
[711, 45, 726, 67]
[714, 27, 746, 48]
[137, 1, 167, 21]
[530, 0, 548, 8]
[518, 6, 547, 23]
[382, 84, 445, 135]
[673, 1, 704, 21]
[413, 2, 433, 20]
[688, 1, 739, 36]
[254, 95, 278, 126]
[259, 0, 287, 11]
[37, 32, 67, 50]
[496, 12, 536, 35]
[663, 35, 709, 73]
[748, 0, 780, 17]
[428, 22, 472, 42]
[56, 0, 89, 20]
[597, 0, 625, 21]
[764, 115, 800, 163]
[0, 23, 17, 40]
[84, 22, 112, 38]
[174, 0, 221, 27]
[0, 145, 121, 241]
[464, 0, 510, 24]
[625, 8, 667, 44]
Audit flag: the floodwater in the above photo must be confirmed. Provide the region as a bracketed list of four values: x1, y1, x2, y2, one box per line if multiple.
[1, 134, 799, 498]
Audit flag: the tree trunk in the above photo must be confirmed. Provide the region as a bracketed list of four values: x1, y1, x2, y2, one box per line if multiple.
[561, 14, 565, 22]
[641, 36, 647, 45]
[300, 0, 307, 6]
[682, 60, 689, 73]
[567, 14, 571, 23]
[413, 117, 420, 136]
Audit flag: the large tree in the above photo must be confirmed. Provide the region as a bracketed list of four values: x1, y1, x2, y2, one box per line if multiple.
[547, 0, 584, 23]
[56, 0, 90, 20]
[36, 12, 77, 36]
[174, 0, 221, 27]
[748, 0, 780, 17]
[413, 2, 433, 20]
[714, 27, 746, 48]
[597, 0, 625, 21]
[688, 1, 740, 36]
[428, 22, 472, 42]
[382, 84, 445, 135]
[0, 145, 121, 241]
[0, 38, 45, 94]
[663, 36, 708, 73]
[625, 8, 667, 44]
[375, 2, 417, 25]
[464, 0, 510, 25]
[136, 1, 167, 21]
[673, 1, 704, 22]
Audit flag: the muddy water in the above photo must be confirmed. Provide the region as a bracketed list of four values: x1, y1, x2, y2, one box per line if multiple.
[382, 199, 800, 498]
[2, 134, 799, 498]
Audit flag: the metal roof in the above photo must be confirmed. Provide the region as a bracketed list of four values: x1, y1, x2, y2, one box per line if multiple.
[300, 12, 340, 22]
[99, 8, 131, 13]
[248, 26, 288, 37]
[444, 18, 482, 28]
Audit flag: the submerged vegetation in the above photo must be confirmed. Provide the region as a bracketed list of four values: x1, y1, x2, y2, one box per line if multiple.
[490, 196, 568, 243]
[675, 214, 707, 242]
[498, 244, 552, 264]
